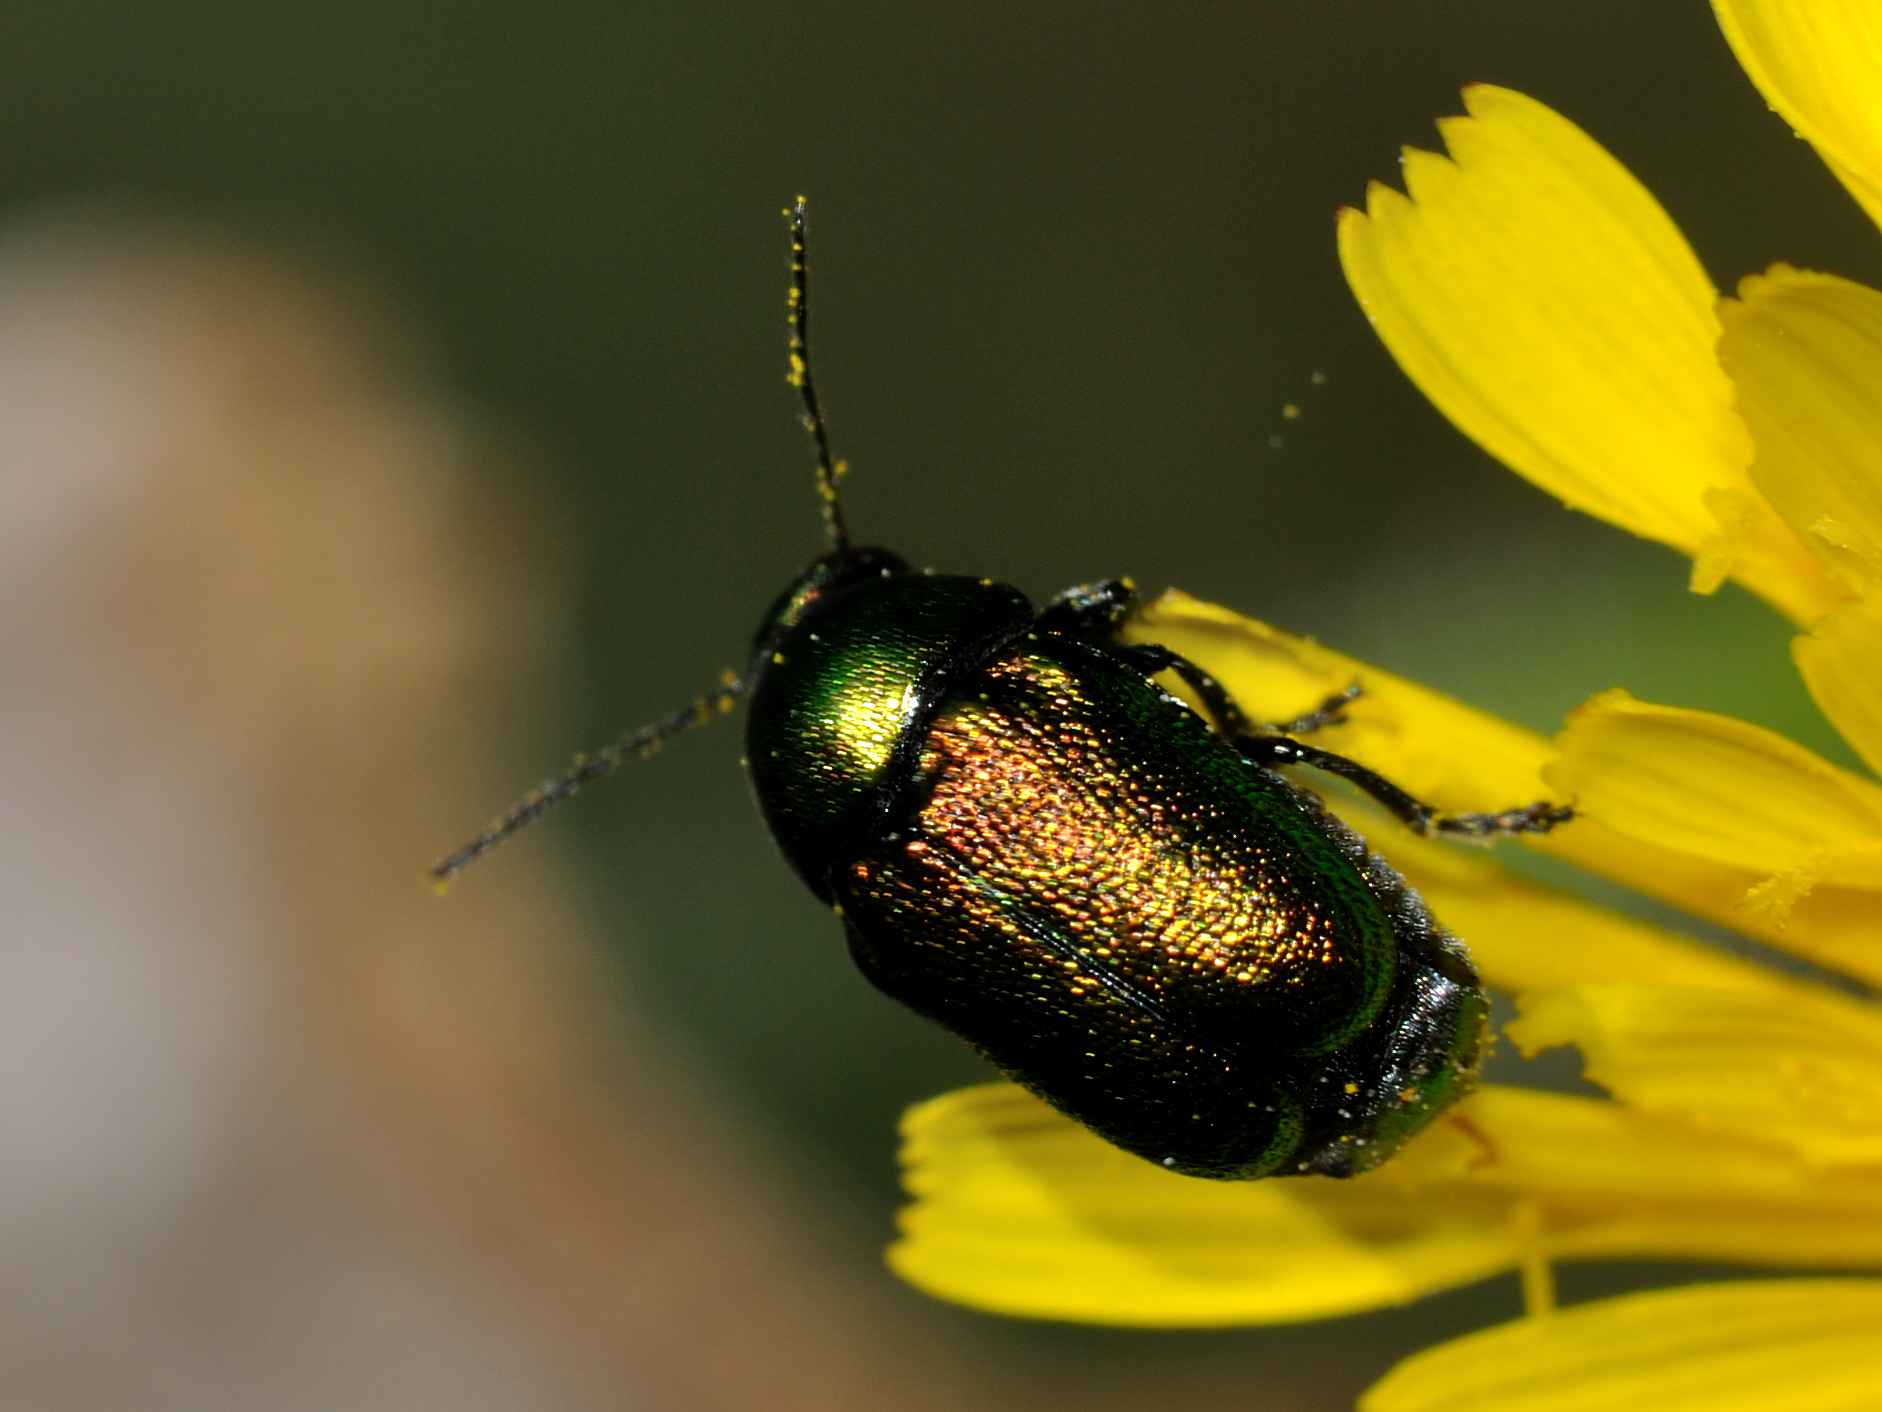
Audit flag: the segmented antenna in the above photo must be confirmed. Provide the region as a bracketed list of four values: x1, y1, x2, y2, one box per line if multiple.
[430, 670, 748, 887]
[431, 197, 842, 887]
[786, 195, 851, 553]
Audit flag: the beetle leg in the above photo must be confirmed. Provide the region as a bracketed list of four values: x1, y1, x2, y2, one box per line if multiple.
[1119, 643, 1361, 740]
[1113, 643, 1254, 734]
[1035, 577, 1139, 638]
[1265, 682, 1363, 736]
[1237, 735, 1574, 839]
[1042, 586, 1360, 737]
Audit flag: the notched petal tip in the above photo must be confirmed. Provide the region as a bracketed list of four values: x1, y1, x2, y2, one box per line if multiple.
[1336, 86, 1833, 617]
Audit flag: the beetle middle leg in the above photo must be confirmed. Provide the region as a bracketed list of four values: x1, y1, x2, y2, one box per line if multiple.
[1238, 734, 1573, 840]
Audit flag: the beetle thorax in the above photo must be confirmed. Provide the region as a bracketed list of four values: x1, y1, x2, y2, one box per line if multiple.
[743, 572, 1033, 898]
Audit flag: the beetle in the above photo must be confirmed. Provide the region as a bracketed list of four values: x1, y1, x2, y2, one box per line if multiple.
[435, 197, 1571, 1179]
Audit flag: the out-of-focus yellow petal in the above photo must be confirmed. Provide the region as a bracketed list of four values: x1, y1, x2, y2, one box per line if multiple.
[1714, 0, 1882, 234]
[892, 1084, 1515, 1326]
[1364, 1278, 1882, 1412]
[1549, 689, 1882, 903]
[1338, 84, 1839, 625]
[1794, 590, 1882, 776]
[1719, 267, 1882, 593]
[892, 1084, 1882, 1326]
[1509, 983, 1882, 1169]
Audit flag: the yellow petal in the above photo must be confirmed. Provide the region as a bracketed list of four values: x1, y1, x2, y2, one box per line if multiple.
[1549, 689, 1882, 896]
[1719, 267, 1882, 593]
[892, 1084, 1882, 1326]
[1381, 824, 1782, 997]
[1290, 792, 1788, 1001]
[1794, 589, 1882, 776]
[892, 1084, 1516, 1326]
[1445, 1087, 1882, 1268]
[1509, 983, 1882, 1168]
[1714, 0, 1882, 234]
[1130, 592, 1797, 995]
[1546, 816, 1882, 989]
[1364, 1278, 1882, 1412]
[1339, 84, 1839, 625]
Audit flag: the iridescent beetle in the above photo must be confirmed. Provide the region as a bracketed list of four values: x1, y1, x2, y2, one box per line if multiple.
[435, 198, 1571, 1178]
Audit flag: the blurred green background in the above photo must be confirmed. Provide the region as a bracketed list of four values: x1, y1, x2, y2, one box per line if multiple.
[6, 3, 1876, 1409]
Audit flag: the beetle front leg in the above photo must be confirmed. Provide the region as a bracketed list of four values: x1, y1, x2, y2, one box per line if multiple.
[1036, 577, 1140, 639]
[1041, 589, 1371, 740]
[1264, 682, 1362, 737]
[1038, 584, 1254, 731]
[1119, 642, 1361, 741]
[1239, 735, 1574, 839]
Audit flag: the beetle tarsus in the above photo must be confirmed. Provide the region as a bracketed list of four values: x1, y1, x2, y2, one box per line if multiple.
[1432, 800, 1576, 838]
[1264, 681, 1362, 736]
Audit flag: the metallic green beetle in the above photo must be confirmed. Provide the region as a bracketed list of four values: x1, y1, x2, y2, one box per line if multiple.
[435, 198, 1571, 1179]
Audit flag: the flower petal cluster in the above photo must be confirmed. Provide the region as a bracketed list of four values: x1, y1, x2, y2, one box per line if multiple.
[892, 4, 1882, 1403]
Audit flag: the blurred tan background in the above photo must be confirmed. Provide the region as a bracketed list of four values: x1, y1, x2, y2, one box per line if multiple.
[4, 5, 1876, 1410]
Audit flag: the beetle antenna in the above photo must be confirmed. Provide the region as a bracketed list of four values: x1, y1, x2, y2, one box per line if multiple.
[786, 195, 851, 554]
[430, 668, 750, 887]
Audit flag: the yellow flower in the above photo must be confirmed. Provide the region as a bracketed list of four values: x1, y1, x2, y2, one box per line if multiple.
[890, 4, 1882, 1405]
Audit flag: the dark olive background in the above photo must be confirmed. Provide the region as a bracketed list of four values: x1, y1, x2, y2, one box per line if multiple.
[10, 3, 1873, 1407]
